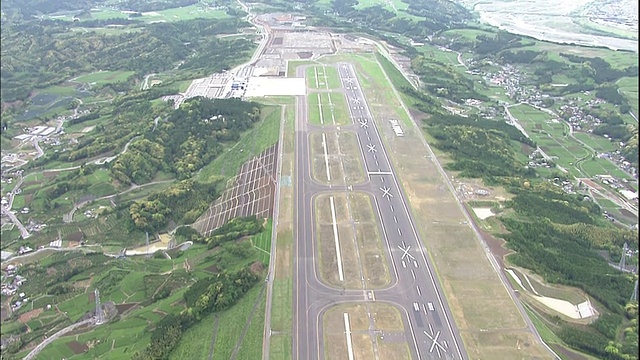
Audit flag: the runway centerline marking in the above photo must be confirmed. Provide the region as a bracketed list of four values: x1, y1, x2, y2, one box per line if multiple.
[330, 196, 345, 282]
[344, 313, 355, 360]
[322, 133, 331, 182]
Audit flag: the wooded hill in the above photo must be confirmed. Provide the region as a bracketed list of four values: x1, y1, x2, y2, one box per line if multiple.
[1, 18, 253, 106]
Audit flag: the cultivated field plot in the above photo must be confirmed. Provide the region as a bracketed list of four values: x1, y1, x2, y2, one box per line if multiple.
[306, 65, 342, 90]
[314, 192, 390, 289]
[309, 131, 365, 185]
[323, 302, 410, 360]
[192, 143, 278, 237]
[509, 104, 633, 179]
[308, 92, 351, 126]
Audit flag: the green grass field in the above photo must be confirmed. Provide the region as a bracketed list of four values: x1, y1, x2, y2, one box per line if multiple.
[416, 43, 462, 66]
[617, 77, 639, 115]
[268, 98, 295, 360]
[197, 105, 281, 183]
[170, 284, 265, 360]
[441, 28, 497, 42]
[306, 65, 342, 89]
[572, 132, 618, 153]
[307, 92, 351, 126]
[75, 71, 135, 86]
[251, 219, 273, 265]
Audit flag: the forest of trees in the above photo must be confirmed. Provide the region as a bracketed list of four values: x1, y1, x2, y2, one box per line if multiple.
[0, 18, 253, 105]
[419, 112, 536, 180]
[410, 56, 490, 103]
[110, 97, 262, 184]
[134, 267, 260, 360]
[203, 216, 264, 248]
[132, 219, 264, 360]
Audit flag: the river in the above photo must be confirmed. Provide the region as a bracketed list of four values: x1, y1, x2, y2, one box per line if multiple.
[467, 0, 638, 52]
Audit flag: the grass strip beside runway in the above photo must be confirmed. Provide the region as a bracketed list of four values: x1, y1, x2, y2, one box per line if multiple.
[309, 131, 366, 186]
[308, 92, 352, 126]
[314, 193, 390, 289]
[323, 303, 410, 360]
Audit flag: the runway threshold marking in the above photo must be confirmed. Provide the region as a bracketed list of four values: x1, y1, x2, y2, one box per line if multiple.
[330, 196, 345, 281]
[344, 313, 355, 360]
[322, 133, 331, 182]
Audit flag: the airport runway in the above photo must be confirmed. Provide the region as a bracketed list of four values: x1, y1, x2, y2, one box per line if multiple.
[292, 63, 467, 360]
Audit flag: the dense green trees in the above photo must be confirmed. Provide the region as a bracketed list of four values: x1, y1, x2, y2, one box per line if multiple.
[419, 112, 535, 180]
[430, 126, 532, 178]
[508, 191, 596, 225]
[129, 180, 219, 232]
[108, 97, 262, 184]
[504, 218, 633, 313]
[474, 32, 528, 55]
[1, 18, 252, 105]
[204, 216, 264, 248]
[134, 268, 261, 360]
[560, 53, 638, 84]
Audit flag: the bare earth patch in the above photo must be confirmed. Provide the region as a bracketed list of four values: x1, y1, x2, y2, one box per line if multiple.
[530, 296, 580, 319]
[67, 340, 89, 354]
[19, 308, 43, 323]
[472, 207, 494, 219]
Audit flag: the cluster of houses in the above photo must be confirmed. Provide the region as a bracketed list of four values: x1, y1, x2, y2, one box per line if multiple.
[595, 175, 638, 201]
[1, 264, 28, 311]
[527, 149, 553, 169]
[550, 176, 577, 194]
[473, 57, 637, 182]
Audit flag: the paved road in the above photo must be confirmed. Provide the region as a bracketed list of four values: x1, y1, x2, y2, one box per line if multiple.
[24, 318, 95, 360]
[292, 63, 466, 360]
[1, 174, 30, 239]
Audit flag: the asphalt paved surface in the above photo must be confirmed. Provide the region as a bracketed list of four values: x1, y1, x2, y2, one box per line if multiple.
[292, 63, 467, 360]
